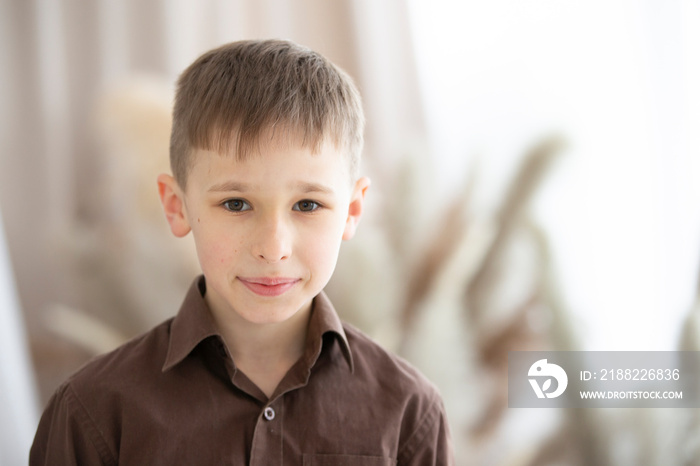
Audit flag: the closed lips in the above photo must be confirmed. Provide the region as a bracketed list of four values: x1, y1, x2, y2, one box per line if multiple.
[239, 277, 298, 286]
[238, 277, 300, 296]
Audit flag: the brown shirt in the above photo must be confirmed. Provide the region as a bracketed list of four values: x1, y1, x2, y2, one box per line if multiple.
[30, 276, 453, 465]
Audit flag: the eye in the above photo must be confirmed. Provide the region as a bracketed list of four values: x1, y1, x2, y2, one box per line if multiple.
[293, 200, 320, 212]
[222, 199, 251, 212]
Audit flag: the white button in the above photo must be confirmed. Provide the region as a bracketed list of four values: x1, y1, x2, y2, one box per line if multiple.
[263, 407, 275, 421]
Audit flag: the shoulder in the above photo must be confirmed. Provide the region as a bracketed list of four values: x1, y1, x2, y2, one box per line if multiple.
[341, 321, 444, 414]
[343, 322, 440, 396]
[340, 322, 453, 463]
[30, 320, 174, 466]
[63, 318, 173, 402]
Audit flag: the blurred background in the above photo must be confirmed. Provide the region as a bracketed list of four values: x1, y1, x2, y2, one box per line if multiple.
[1, 0, 699, 464]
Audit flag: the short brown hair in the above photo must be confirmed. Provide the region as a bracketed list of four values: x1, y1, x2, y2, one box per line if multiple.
[170, 39, 364, 188]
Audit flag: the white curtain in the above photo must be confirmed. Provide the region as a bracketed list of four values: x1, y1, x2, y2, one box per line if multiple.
[0, 0, 425, 458]
[0, 207, 39, 465]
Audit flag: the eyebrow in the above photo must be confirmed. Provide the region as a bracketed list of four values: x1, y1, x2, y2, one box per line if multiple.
[207, 180, 335, 195]
[207, 181, 250, 193]
[295, 182, 335, 195]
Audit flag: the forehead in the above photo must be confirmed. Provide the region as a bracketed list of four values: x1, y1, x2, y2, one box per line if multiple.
[186, 137, 351, 193]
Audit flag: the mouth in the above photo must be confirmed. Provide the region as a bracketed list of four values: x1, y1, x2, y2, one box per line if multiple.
[237, 277, 301, 297]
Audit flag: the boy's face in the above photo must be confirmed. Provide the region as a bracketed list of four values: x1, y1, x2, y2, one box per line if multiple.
[158, 139, 369, 326]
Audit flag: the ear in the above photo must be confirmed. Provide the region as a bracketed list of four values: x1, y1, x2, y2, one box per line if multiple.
[157, 173, 191, 238]
[342, 177, 371, 241]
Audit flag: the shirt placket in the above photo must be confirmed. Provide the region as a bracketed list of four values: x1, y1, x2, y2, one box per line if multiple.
[249, 398, 283, 465]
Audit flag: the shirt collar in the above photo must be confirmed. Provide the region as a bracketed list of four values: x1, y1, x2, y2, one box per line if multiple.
[303, 288, 354, 373]
[162, 276, 219, 372]
[162, 275, 354, 373]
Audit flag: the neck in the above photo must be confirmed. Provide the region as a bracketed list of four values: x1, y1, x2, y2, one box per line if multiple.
[206, 296, 313, 396]
[224, 309, 311, 366]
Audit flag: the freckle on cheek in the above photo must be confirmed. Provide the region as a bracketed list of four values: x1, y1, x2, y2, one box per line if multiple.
[197, 218, 200, 223]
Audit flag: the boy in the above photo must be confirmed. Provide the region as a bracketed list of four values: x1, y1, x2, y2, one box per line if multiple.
[31, 39, 453, 465]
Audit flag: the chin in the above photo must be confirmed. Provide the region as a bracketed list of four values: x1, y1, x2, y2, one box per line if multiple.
[241, 311, 296, 326]
[237, 300, 303, 325]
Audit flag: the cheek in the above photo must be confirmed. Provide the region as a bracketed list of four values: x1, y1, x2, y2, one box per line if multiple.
[191, 222, 241, 268]
[303, 218, 346, 270]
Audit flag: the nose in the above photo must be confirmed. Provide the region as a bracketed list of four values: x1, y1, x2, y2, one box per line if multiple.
[252, 213, 292, 263]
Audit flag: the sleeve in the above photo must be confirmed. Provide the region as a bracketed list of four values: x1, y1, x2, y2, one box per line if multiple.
[29, 383, 117, 466]
[396, 394, 455, 466]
